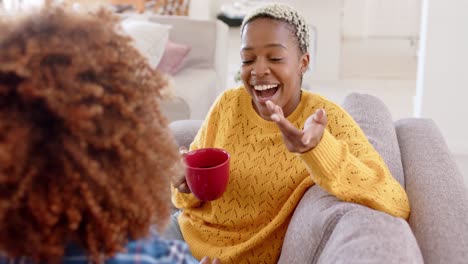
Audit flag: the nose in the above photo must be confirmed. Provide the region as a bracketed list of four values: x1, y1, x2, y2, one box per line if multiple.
[251, 58, 270, 77]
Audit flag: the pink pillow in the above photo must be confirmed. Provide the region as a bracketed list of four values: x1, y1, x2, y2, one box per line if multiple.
[156, 40, 191, 75]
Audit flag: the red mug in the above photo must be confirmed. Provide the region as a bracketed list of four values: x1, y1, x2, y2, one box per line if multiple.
[184, 148, 230, 201]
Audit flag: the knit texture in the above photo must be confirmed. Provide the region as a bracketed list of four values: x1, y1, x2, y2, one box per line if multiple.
[172, 87, 410, 263]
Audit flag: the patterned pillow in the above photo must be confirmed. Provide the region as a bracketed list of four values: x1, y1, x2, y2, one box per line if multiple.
[156, 40, 191, 75]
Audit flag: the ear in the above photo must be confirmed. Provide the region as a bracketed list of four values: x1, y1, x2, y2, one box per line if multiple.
[299, 52, 310, 75]
[299, 52, 310, 76]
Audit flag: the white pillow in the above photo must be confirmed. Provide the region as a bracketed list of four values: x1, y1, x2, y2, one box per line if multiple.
[121, 19, 171, 69]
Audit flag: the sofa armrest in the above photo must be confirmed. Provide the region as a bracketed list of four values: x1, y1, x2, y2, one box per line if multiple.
[146, 16, 229, 120]
[396, 118, 468, 263]
[169, 120, 203, 148]
[147, 15, 228, 91]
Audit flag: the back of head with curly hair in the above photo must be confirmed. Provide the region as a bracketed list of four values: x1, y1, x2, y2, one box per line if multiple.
[0, 7, 180, 263]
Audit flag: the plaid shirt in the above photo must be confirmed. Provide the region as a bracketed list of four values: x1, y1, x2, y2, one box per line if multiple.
[0, 231, 198, 264]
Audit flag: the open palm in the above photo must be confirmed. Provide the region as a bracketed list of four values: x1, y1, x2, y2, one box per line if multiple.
[266, 100, 328, 153]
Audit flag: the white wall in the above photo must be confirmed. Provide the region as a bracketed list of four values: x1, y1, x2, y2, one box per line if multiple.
[284, 0, 342, 81]
[415, 0, 468, 154]
[206, 0, 419, 81]
[342, 0, 421, 38]
[269, 0, 344, 81]
[341, 0, 420, 80]
[207, 0, 342, 82]
[189, 0, 211, 19]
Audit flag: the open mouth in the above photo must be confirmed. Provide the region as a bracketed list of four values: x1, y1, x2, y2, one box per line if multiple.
[253, 84, 279, 102]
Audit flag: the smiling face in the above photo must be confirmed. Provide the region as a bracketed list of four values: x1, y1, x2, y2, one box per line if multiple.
[240, 18, 309, 120]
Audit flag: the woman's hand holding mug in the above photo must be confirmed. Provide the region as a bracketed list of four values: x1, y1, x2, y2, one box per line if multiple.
[173, 146, 230, 201]
[173, 146, 191, 193]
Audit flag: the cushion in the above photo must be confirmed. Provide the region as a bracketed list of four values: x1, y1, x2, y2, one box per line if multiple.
[342, 93, 405, 187]
[317, 204, 423, 264]
[279, 186, 423, 264]
[156, 40, 191, 75]
[121, 19, 171, 69]
[279, 186, 344, 263]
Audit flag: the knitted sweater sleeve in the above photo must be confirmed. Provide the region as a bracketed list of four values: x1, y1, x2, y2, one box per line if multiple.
[298, 103, 410, 219]
[171, 92, 224, 209]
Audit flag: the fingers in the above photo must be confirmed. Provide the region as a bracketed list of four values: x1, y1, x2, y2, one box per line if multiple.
[266, 100, 282, 122]
[313, 108, 323, 122]
[173, 172, 191, 193]
[173, 167, 191, 193]
[301, 108, 328, 148]
[307, 109, 327, 128]
[301, 117, 314, 145]
[266, 100, 302, 138]
[199, 256, 221, 264]
[179, 146, 189, 156]
[177, 181, 191, 193]
[313, 109, 327, 125]
[262, 103, 329, 153]
[199, 256, 210, 264]
[173, 146, 191, 193]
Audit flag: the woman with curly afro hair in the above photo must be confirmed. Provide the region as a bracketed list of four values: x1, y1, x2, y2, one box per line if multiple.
[0, 6, 218, 264]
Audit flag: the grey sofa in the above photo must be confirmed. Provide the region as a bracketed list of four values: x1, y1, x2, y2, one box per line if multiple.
[169, 93, 468, 263]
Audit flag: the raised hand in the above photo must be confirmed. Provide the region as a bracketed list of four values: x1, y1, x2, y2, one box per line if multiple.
[172, 146, 191, 193]
[266, 100, 327, 153]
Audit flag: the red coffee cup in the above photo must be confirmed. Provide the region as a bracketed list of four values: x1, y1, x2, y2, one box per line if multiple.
[184, 148, 230, 201]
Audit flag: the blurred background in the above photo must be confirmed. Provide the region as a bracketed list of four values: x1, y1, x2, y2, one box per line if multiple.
[2, 0, 467, 185]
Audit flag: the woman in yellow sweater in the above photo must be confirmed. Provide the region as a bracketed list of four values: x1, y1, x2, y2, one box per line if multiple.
[171, 3, 411, 263]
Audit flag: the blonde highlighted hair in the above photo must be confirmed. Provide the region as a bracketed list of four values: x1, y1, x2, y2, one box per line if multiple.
[241, 3, 310, 54]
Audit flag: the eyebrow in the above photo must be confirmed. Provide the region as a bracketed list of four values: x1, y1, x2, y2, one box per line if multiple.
[241, 43, 287, 51]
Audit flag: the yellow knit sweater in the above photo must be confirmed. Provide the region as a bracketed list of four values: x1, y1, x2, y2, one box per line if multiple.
[172, 87, 410, 263]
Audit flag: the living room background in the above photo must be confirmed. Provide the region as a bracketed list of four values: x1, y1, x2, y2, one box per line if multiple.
[1, 0, 467, 186]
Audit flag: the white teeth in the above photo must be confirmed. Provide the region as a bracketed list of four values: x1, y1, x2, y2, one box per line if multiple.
[253, 84, 278, 91]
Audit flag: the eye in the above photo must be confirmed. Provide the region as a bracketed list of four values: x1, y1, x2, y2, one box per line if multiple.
[270, 57, 283, 62]
[241, 59, 254, 65]
[240, 52, 255, 65]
